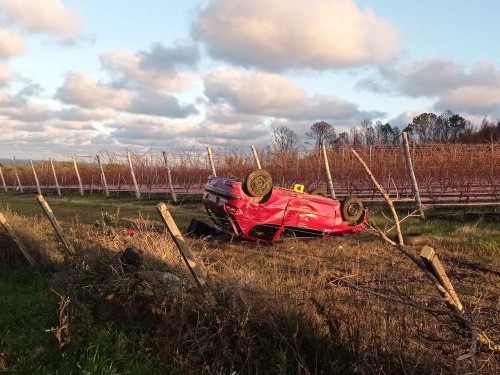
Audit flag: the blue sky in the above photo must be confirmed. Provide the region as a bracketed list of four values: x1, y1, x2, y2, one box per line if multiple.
[1, 0, 500, 159]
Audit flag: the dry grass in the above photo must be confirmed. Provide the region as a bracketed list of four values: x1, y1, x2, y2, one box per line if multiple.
[1, 209, 500, 374]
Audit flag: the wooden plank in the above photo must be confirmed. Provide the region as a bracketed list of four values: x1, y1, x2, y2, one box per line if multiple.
[36, 194, 75, 255]
[156, 202, 206, 287]
[0, 212, 35, 266]
[420, 246, 463, 311]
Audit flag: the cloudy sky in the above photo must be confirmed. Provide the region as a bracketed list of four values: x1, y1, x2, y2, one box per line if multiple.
[1, 0, 500, 159]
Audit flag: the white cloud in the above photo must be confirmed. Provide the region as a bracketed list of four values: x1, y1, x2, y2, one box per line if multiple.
[435, 86, 500, 115]
[0, 0, 79, 37]
[101, 48, 196, 92]
[0, 64, 14, 86]
[203, 68, 361, 120]
[57, 71, 132, 110]
[0, 28, 26, 59]
[193, 0, 398, 71]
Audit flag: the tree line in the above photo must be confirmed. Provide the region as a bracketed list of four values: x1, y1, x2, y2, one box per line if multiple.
[270, 110, 500, 151]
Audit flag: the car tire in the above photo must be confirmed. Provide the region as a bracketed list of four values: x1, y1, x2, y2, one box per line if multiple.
[341, 196, 364, 225]
[243, 169, 273, 197]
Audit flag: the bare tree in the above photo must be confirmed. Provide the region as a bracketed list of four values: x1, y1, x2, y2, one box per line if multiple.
[270, 125, 299, 151]
[306, 121, 336, 149]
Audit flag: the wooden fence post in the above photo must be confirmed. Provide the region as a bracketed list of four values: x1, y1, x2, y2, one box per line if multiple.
[49, 159, 61, 196]
[162, 151, 177, 203]
[251, 144, 262, 169]
[11, 158, 24, 193]
[206, 146, 217, 176]
[72, 156, 84, 195]
[0, 166, 7, 191]
[402, 132, 425, 219]
[36, 194, 75, 255]
[321, 143, 336, 199]
[420, 246, 463, 311]
[156, 202, 206, 287]
[29, 158, 42, 195]
[96, 155, 110, 197]
[127, 151, 141, 199]
[0, 212, 35, 266]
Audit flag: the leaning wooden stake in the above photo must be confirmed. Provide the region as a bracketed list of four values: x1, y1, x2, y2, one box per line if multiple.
[0, 212, 35, 266]
[162, 151, 177, 203]
[0, 166, 7, 191]
[127, 151, 141, 199]
[206, 146, 217, 176]
[251, 144, 262, 169]
[12, 158, 23, 193]
[351, 148, 500, 355]
[49, 159, 61, 196]
[420, 246, 463, 311]
[29, 158, 42, 195]
[322, 143, 336, 199]
[72, 156, 84, 196]
[36, 194, 75, 255]
[402, 132, 425, 219]
[156, 202, 206, 287]
[96, 155, 110, 197]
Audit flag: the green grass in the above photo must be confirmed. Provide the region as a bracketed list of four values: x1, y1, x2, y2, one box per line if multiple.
[1, 193, 499, 374]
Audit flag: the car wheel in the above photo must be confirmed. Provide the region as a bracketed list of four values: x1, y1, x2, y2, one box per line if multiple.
[341, 196, 364, 224]
[243, 169, 273, 197]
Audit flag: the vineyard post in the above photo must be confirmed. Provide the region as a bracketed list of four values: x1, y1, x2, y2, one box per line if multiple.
[11, 158, 24, 193]
[49, 159, 61, 196]
[127, 151, 141, 199]
[0, 166, 7, 191]
[162, 151, 177, 203]
[72, 156, 84, 195]
[156, 202, 206, 287]
[36, 194, 75, 255]
[402, 132, 425, 219]
[29, 158, 42, 195]
[96, 155, 110, 197]
[0, 211, 35, 266]
[321, 143, 336, 199]
[206, 146, 217, 176]
[251, 144, 262, 169]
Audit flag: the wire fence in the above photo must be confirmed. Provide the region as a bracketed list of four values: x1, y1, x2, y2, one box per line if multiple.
[1, 143, 500, 206]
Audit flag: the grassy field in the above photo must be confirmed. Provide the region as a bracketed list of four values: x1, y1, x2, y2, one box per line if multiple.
[1, 192, 499, 374]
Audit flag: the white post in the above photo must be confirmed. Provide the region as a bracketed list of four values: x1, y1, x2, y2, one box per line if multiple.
[206, 146, 217, 176]
[49, 159, 61, 196]
[29, 158, 42, 195]
[72, 156, 84, 195]
[127, 151, 141, 199]
[162, 151, 177, 203]
[11, 158, 23, 193]
[322, 143, 336, 199]
[251, 144, 262, 169]
[0, 166, 7, 191]
[402, 132, 425, 219]
[96, 155, 110, 197]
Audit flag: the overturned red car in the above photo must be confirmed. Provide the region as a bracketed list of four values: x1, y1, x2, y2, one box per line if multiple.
[202, 169, 367, 243]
